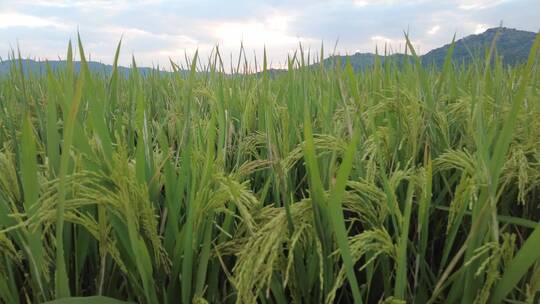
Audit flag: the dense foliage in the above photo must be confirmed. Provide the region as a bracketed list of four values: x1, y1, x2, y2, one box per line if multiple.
[0, 34, 539, 304]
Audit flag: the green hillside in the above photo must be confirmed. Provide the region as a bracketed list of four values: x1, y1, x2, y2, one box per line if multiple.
[422, 27, 537, 67]
[323, 27, 537, 70]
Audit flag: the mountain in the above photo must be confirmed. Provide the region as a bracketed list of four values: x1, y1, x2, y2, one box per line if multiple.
[323, 53, 410, 70]
[1, 27, 537, 77]
[323, 27, 537, 70]
[421, 27, 537, 67]
[0, 59, 169, 77]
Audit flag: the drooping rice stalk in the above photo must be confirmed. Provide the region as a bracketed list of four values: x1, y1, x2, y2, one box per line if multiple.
[0, 30, 538, 304]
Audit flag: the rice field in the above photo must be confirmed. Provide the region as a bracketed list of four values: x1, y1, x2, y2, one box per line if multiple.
[0, 34, 539, 304]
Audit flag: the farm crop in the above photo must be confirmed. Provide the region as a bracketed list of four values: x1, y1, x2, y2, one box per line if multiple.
[0, 34, 539, 303]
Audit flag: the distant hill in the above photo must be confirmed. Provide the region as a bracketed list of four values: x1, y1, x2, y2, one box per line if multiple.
[323, 27, 538, 70]
[0, 59, 170, 77]
[322, 53, 410, 70]
[1, 27, 537, 77]
[421, 27, 537, 67]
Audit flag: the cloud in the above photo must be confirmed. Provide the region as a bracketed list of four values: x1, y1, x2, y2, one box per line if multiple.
[0, 11, 71, 30]
[209, 14, 314, 48]
[77, 25, 209, 67]
[474, 23, 488, 34]
[369, 35, 412, 53]
[1, 0, 538, 68]
[353, 0, 427, 7]
[458, 0, 505, 10]
[16, 0, 164, 9]
[427, 25, 440, 35]
[352, 0, 373, 7]
[371, 35, 394, 43]
[101, 26, 198, 46]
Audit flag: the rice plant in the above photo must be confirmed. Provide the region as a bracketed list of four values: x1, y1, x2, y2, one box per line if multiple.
[0, 32, 539, 303]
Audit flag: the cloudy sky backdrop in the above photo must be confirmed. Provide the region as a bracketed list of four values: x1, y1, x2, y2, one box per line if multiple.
[0, 0, 539, 68]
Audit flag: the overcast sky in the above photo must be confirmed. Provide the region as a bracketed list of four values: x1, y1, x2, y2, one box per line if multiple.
[0, 0, 539, 68]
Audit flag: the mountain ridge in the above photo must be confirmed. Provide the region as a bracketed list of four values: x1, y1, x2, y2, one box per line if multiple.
[1, 27, 537, 76]
[322, 27, 537, 70]
[0, 59, 168, 77]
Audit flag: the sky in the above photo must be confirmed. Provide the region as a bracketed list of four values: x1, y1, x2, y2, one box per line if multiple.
[0, 0, 539, 69]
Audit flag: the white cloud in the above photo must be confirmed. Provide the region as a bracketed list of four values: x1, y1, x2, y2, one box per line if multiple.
[368, 34, 430, 54]
[371, 35, 395, 44]
[101, 26, 198, 45]
[458, 0, 505, 10]
[92, 25, 204, 65]
[474, 23, 488, 34]
[352, 0, 370, 7]
[370, 35, 409, 52]
[0, 11, 71, 30]
[212, 21, 291, 46]
[353, 0, 426, 7]
[18, 0, 163, 8]
[210, 14, 314, 48]
[428, 25, 440, 35]
[2, 0, 538, 68]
